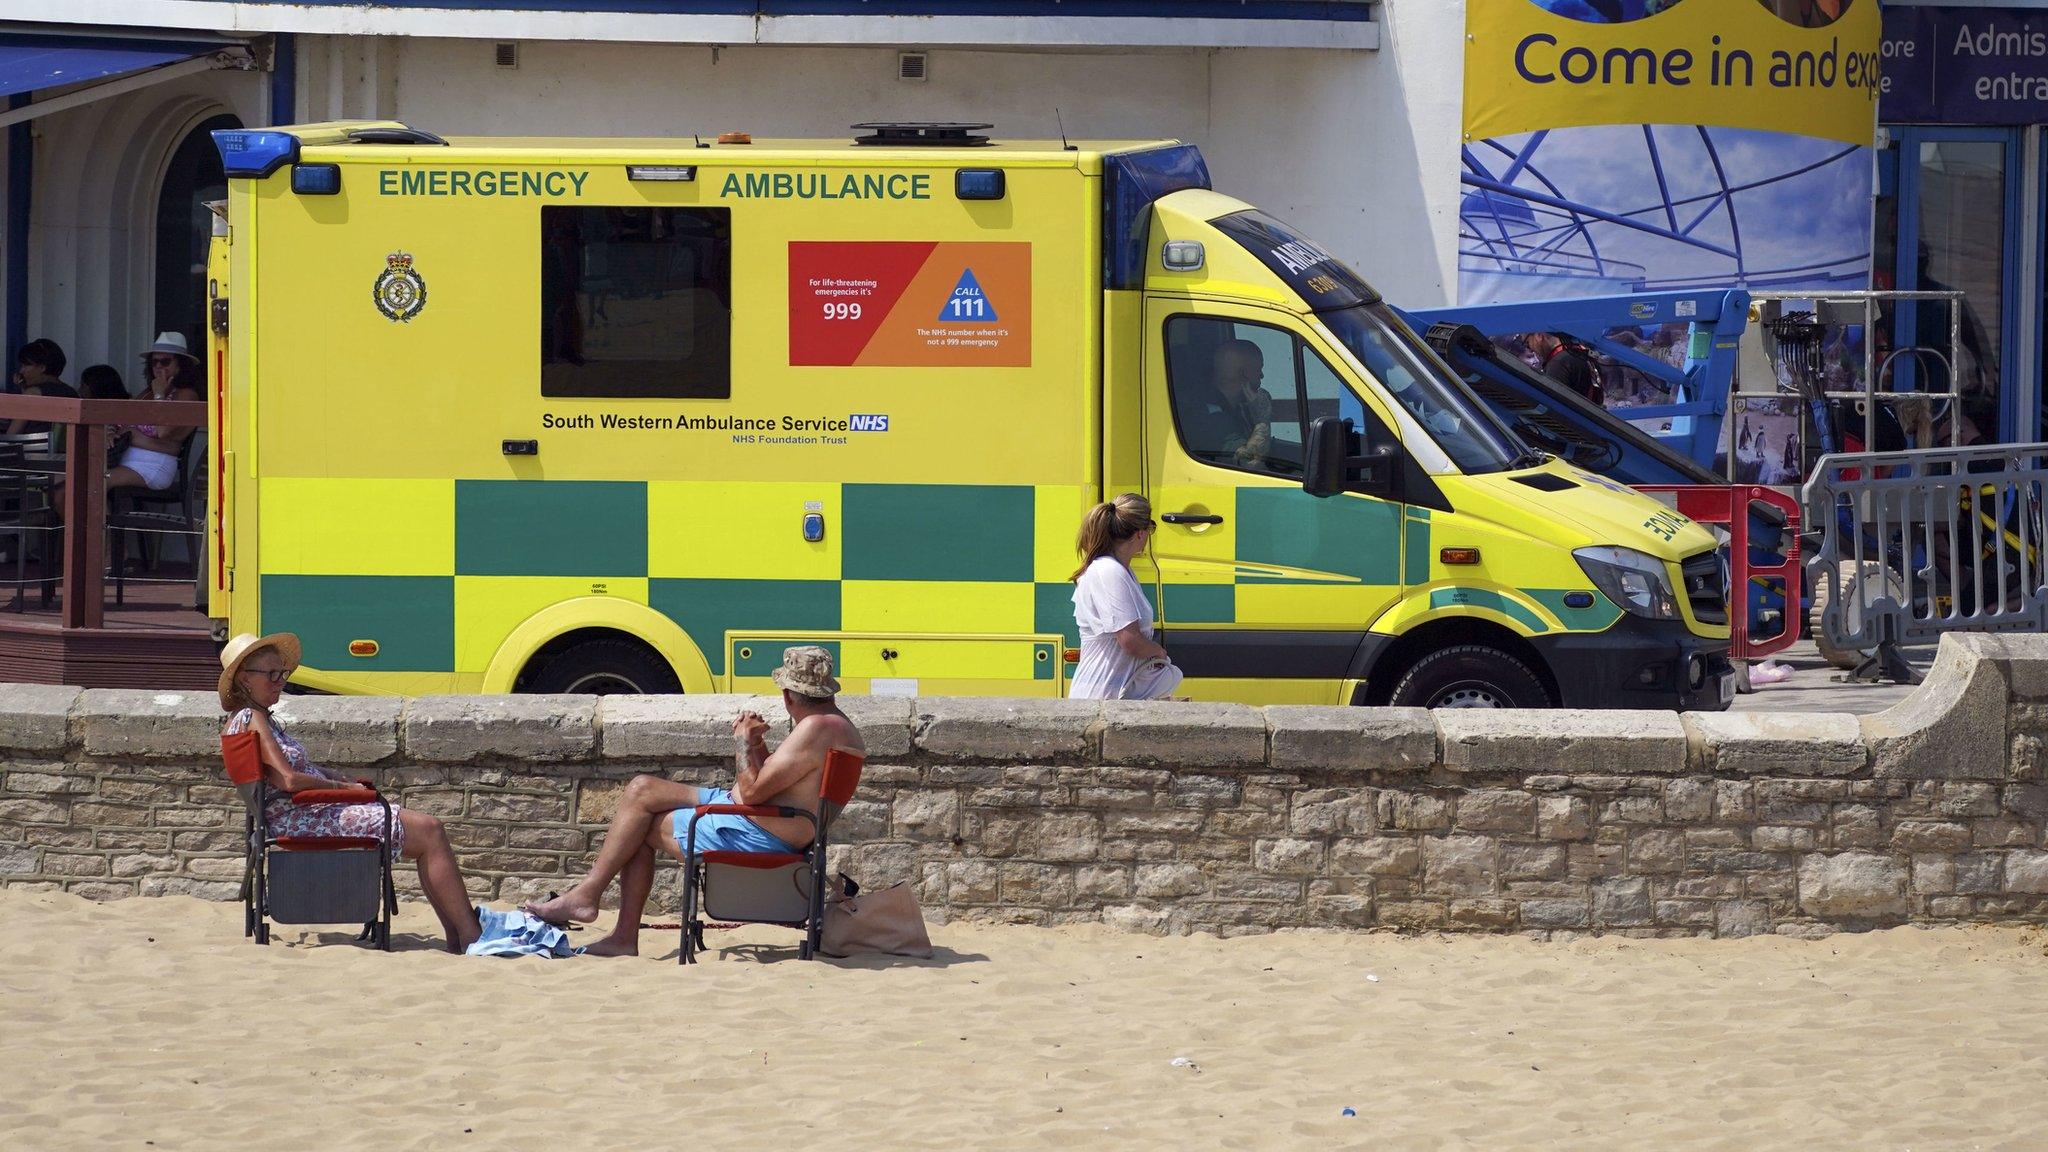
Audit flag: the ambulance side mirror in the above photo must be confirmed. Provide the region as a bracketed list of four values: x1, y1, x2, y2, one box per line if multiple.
[1304, 417, 1396, 500]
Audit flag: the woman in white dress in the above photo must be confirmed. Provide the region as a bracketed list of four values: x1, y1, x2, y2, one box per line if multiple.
[1069, 493, 1183, 700]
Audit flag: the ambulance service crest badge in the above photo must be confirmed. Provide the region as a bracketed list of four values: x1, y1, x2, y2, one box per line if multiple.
[373, 251, 426, 322]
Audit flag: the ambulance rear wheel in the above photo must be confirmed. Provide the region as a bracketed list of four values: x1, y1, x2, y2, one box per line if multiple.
[1388, 645, 1551, 709]
[527, 638, 680, 695]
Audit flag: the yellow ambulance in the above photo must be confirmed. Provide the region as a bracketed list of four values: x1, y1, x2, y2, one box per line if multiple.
[204, 120, 1733, 710]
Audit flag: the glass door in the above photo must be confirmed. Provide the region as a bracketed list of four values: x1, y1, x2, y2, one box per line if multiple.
[1876, 126, 2023, 444]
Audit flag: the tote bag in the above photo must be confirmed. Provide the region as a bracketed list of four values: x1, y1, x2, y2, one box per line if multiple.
[819, 880, 933, 959]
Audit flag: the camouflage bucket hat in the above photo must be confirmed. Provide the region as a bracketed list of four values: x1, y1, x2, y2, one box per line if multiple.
[772, 645, 840, 698]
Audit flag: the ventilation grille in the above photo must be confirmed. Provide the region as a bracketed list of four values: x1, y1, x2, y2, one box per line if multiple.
[898, 52, 928, 82]
[495, 42, 519, 69]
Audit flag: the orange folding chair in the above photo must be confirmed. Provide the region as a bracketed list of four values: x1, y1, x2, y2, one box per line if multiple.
[677, 747, 864, 964]
[222, 730, 397, 948]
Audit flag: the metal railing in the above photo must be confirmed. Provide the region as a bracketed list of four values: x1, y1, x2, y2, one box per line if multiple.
[1748, 289, 1967, 458]
[1637, 484, 1802, 661]
[1803, 442, 2048, 683]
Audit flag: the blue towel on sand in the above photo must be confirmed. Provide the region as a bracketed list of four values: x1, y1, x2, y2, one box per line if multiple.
[465, 906, 581, 958]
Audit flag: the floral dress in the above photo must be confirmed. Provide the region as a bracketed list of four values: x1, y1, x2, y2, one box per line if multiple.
[224, 708, 407, 854]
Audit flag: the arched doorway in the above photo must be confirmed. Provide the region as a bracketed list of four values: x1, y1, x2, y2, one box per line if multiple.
[153, 113, 239, 362]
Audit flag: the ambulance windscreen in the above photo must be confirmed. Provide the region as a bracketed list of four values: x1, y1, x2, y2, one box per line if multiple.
[1210, 210, 1379, 312]
[541, 205, 732, 399]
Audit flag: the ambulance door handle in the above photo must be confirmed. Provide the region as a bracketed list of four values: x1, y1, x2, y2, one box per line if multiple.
[1161, 512, 1223, 525]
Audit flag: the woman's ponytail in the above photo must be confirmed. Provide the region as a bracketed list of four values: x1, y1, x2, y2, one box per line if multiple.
[1071, 492, 1154, 581]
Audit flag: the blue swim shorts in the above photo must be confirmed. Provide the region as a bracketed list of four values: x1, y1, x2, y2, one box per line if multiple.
[673, 788, 799, 855]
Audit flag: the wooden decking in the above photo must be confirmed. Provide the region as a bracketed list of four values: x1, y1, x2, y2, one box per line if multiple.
[0, 559, 217, 690]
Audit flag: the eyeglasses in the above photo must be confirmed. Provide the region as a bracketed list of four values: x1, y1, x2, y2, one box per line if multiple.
[148, 357, 179, 367]
[240, 667, 291, 685]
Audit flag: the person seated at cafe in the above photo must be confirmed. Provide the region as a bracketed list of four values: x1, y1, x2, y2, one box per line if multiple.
[110, 332, 200, 493]
[78, 364, 128, 401]
[7, 338, 79, 438]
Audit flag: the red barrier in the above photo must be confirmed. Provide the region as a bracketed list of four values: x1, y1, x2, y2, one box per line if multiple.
[1634, 485, 1802, 661]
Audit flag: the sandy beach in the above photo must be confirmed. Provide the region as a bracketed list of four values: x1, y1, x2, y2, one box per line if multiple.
[2, 889, 2043, 1151]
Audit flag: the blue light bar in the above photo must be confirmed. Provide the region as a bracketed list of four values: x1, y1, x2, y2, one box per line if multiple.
[291, 163, 341, 196]
[955, 168, 1006, 200]
[212, 129, 301, 179]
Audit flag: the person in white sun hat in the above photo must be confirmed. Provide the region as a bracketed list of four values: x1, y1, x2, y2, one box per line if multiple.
[110, 331, 202, 492]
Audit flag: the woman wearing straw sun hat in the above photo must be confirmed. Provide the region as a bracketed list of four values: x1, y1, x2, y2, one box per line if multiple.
[220, 633, 481, 952]
[108, 332, 202, 494]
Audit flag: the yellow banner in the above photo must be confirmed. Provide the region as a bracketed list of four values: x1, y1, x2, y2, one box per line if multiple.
[1464, 0, 1881, 147]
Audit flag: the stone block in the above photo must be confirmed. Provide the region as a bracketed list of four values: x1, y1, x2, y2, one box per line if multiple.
[1501, 842, 1567, 879]
[97, 779, 182, 805]
[1911, 855, 1956, 894]
[1377, 791, 1452, 831]
[1863, 634, 2009, 780]
[912, 697, 1098, 762]
[1423, 834, 1496, 896]
[407, 789, 470, 818]
[947, 860, 1000, 904]
[66, 881, 135, 900]
[403, 695, 597, 762]
[1075, 864, 1133, 901]
[1306, 894, 1375, 928]
[184, 856, 247, 881]
[1448, 898, 1517, 929]
[507, 826, 589, 852]
[1098, 700, 1265, 767]
[2003, 851, 2048, 894]
[1715, 900, 1772, 938]
[76, 689, 221, 758]
[890, 791, 959, 842]
[1377, 900, 1447, 930]
[1264, 705, 1434, 773]
[1168, 775, 1242, 808]
[1714, 780, 1754, 822]
[1890, 820, 1973, 853]
[0, 846, 38, 875]
[1536, 796, 1593, 840]
[1629, 829, 1686, 874]
[3, 771, 91, 795]
[1331, 837, 1420, 877]
[1972, 817, 2033, 847]
[267, 696, 403, 764]
[1436, 709, 1685, 776]
[1000, 863, 1074, 908]
[1520, 898, 1591, 929]
[110, 853, 175, 878]
[1592, 878, 1651, 926]
[1938, 783, 2002, 818]
[1797, 851, 1909, 918]
[1027, 812, 1100, 862]
[1830, 805, 1882, 848]
[1253, 838, 1325, 875]
[140, 876, 239, 900]
[27, 827, 89, 848]
[0, 683, 80, 752]
[1134, 863, 1209, 899]
[1457, 789, 1536, 833]
[0, 797, 67, 824]
[1752, 825, 1818, 853]
[1684, 711, 1866, 776]
[41, 852, 106, 877]
[1955, 853, 2004, 895]
[597, 694, 761, 760]
[1656, 900, 1715, 928]
[1288, 789, 1372, 836]
[70, 801, 150, 827]
[1663, 778, 1714, 824]
[1928, 896, 1973, 919]
[468, 793, 571, 823]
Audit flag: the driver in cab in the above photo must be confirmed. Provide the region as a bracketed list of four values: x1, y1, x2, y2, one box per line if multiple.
[1191, 339, 1275, 467]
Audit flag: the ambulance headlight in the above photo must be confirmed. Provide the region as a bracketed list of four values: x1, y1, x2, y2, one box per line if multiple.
[955, 169, 1006, 201]
[1573, 546, 1679, 620]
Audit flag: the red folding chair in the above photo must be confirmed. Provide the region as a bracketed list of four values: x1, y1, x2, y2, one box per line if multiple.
[222, 730, 397, 949]
[678, 747, 864, 964]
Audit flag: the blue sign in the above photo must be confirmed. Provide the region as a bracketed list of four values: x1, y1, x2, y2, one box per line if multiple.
[937, 268, 997, 324]
[1882, 5, 2048, 125]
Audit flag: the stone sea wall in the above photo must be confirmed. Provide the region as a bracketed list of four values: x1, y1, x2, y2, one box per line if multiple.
[4, 632, 2048, 938]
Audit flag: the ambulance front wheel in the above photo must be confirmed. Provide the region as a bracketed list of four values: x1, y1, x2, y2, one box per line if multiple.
[526, 637, 682, 695]
[1387, 645, 1551, 709]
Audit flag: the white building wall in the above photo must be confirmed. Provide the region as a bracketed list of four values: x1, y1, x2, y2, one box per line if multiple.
[10, 3, 1473, 368]
[14, 68, 263, 376]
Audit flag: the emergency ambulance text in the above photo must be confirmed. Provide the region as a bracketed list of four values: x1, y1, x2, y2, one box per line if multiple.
[378, 169, 589, 197]
[719, 172, 930, 200]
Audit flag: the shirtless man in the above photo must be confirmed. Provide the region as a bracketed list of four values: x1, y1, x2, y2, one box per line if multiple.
[522, 646, 864, 956]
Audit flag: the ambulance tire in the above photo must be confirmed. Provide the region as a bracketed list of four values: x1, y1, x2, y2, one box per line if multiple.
[1387, 645, 1551, 709]
[527, 638, 681, 696]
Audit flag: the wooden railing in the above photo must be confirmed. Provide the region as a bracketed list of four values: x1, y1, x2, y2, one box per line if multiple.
[0, 395, 208, 629]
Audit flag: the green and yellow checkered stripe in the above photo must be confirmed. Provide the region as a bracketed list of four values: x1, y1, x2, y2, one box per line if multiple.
[257, 478, 1096, 682]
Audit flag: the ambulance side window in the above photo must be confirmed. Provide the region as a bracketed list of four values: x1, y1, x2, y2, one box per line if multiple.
[1163, 315, 1392, 479]
[540, 206, 731, 399]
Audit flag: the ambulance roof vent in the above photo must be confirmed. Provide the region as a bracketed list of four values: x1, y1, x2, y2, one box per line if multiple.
[345, 127, 449, 147]
[851, 122, 992, 148]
